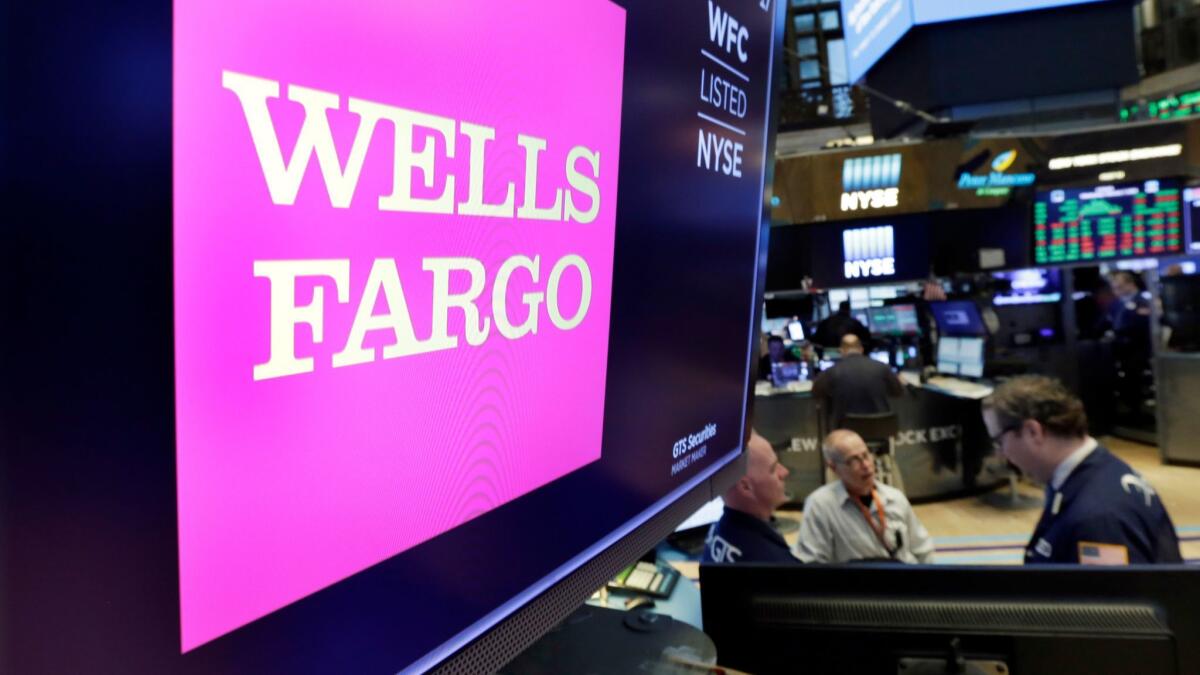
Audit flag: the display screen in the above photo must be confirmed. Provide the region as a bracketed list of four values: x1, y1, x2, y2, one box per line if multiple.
[1185, 186, 1200, 253]
[4, 1, 781, 673]
[787, 320, 806, 341]
[1034, 180, 1184, 265]
[762, 316, 790, 335]
[811, 215, 932, 288]
[911, 0, 1106, 24]
[937, 336, 984, 377]
[867, 304, 920, 336]
[840, 0, 1110, 83]
[992, 268, 1063, 306]
[840, 0, 914, 83]
[930, 300, 987, 336]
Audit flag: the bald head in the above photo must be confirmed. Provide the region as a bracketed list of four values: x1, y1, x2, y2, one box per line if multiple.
[840, 333, 863, 355]
[724, 430, 790, 520]
[823, 429, 876, 497]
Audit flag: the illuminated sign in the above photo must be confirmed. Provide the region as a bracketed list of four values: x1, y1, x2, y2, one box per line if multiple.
[1048, 144, 1183, 170]
[174, 0, 625, 651]
[841, 153, 902, 211]
[1034, 180, 1183, 264]
[956, 148, 1035, 195]
[1120, 89, 1200, 123]
[843, 225, 896, 279]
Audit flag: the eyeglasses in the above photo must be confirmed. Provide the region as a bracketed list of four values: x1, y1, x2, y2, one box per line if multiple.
[990, 424, 1022, 451]
[836, 450, 873, 469]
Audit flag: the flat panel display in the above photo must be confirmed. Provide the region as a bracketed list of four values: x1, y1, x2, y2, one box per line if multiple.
[992, 268, 1063, 305]
[936, 336, 984, 376]
[4, 1, 783, 673]
[174, 0, 776, 664]
[1184, 186, 1200, 254]
[866, 304, 920, 335]
[787, 320, 806, 341]
[936, 336, 960, 374]
[912, 0, 1107, 24]
[810, 214, 932, 288]
[840, 0, 914, 83]
[958, 337, 985, 378]
[1034, 180, 1185, 265]
[930, 300, 987, 336]
[176, 1, 627, 650]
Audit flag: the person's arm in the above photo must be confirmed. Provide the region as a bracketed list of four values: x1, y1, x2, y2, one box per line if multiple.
[1066, 516, 1153, 565]
[794, 498, 833, 563]
[885, 367, 904, 397]
[902, 498, 935, 563]
[812, 370, 830, 401]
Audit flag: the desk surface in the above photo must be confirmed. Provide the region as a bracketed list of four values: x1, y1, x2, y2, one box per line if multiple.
[757, 372, 994, 401]
[921, 376, 994, 400]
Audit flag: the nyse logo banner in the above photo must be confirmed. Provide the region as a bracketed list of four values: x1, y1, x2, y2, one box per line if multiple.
[843, 225, 896, 279]
[174, 0, 626, 651]
[841, 153, 901, 211]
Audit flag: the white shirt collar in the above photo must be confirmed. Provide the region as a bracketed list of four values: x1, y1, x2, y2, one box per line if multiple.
[1050, 436, 1098, 491]
[833, 478, 890, 506]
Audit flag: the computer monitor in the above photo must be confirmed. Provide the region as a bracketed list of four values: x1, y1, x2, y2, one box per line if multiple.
[787, 320, 806, 341]
[701, 564, 1200, 675]
[937, 336, 984, 377]
[930, 300, 988, 336]
[762, 316, 790, 336]
[937, 337, 962, 375]
[1186, 186, 1200, 254]
[771, 361, 804, 387]
[992, 268, 1063, 306]
[958, 337, 985, 378]
[868, 350, 891, 366]
[1162, 275, 1200, 350]
[4, 1, 785, 673]
[867, 304, 920, 336]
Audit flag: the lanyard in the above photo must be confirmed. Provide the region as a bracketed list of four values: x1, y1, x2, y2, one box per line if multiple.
[854, 490, 891, 553]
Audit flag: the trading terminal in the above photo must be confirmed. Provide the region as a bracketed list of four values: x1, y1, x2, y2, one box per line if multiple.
[7, 1, 1200, 674]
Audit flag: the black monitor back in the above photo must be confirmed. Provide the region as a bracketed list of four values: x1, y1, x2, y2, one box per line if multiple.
[1163, 275, 1200, 351]
[700, 564, 1199, 675]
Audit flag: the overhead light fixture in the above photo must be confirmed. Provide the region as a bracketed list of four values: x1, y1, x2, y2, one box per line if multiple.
[1048, 144, 1182, 170]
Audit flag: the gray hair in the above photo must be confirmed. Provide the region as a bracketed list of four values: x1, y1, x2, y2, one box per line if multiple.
[821, 429, 862, 464]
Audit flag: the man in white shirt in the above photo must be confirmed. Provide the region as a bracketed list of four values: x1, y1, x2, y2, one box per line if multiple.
[794, 429, 934, 564]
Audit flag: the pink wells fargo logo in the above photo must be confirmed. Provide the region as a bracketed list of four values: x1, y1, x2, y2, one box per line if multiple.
[173, 0, 626, 651]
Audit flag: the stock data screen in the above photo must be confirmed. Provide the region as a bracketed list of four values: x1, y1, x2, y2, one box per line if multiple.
[1033, 180, 1184, 264]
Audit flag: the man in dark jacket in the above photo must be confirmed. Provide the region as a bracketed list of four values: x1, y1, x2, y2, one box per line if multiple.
[812, 334, 904, 430]
[702, 431, 797, 564]
[814, 301, 870, 349]
[983, 375, 1181, 565]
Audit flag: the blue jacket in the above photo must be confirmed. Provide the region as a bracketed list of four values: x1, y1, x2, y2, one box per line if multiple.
[702, 507, 798, 564]
[1025, 446, 1181, 564]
